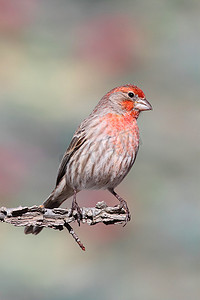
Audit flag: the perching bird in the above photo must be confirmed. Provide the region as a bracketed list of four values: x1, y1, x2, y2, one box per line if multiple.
[25, 84, 152, 235]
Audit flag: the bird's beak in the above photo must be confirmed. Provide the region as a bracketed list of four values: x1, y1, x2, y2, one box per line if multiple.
[134, 98, 152, 111]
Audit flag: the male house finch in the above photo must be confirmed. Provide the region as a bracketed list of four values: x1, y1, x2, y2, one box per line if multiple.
[25, 84, 152, 235]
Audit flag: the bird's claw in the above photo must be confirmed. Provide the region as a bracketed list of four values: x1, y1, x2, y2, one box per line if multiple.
[123, 211, 131, 227]
[119, 201, 131, 227]
[70, 201, 82, 226]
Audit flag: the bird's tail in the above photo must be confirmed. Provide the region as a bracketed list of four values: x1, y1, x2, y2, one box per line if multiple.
[24, 178, 74, 235]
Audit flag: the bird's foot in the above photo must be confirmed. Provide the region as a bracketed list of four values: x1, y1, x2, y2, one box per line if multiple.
[109, 189, 131, 227]
[119, 200, 131, 226]
[70, 199, 82, 226]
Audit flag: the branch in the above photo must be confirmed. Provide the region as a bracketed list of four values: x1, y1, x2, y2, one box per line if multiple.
[0, 202, 127, 251]
[0, 201, 126, 228]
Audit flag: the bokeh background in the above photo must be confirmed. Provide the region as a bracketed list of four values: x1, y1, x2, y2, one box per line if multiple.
[0, 0, 200, 299]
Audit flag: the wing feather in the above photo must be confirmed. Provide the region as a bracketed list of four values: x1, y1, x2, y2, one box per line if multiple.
[56, 130, 86, 186]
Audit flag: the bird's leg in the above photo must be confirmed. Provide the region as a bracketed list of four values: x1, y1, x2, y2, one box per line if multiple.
[108, 188, 131, 226]
[70, 189, 82, 226]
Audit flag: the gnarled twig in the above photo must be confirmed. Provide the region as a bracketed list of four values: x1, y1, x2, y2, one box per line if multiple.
[0, 202, 127, 251]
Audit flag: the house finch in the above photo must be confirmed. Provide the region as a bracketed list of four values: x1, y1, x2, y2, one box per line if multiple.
[25, 84, 152, 235]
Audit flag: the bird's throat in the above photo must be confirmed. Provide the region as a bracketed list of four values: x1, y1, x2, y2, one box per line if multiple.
[101, 112, 139, 136]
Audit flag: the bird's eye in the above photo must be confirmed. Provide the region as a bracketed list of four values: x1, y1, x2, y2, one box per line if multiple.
[128, 92, 134, 98]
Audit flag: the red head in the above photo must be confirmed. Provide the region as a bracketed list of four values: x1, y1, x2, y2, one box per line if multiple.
[96, 84, 152, 118]
[108, 84, 146, 99]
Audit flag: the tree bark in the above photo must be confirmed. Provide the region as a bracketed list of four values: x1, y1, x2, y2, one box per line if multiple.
[0, 202, 127, 251]
[0, 201, 126, 229]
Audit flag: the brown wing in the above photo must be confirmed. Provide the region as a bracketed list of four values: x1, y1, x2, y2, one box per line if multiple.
[56, 130, 86, 186]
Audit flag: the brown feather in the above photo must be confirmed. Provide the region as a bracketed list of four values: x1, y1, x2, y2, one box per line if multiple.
[56, 131, 86, 186]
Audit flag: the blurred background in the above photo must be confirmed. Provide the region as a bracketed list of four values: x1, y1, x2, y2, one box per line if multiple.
[0, 0, 200, 299]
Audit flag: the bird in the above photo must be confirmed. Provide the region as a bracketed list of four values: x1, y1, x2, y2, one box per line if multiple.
[24, 84, 152, 235]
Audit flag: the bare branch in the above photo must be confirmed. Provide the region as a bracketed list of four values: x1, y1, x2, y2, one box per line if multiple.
[0, 202, 127, 250]
[0, 201, 126, 229]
